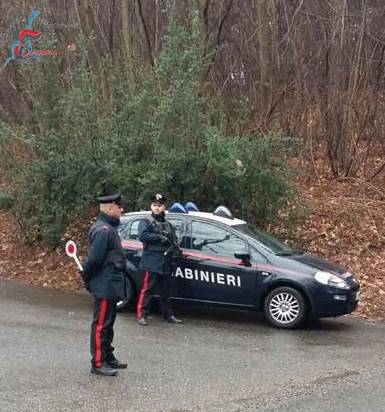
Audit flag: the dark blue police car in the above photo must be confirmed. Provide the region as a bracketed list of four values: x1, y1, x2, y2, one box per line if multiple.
[117, 204, 360, 329]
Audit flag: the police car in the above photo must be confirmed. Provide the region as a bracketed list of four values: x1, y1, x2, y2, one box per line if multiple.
[117, 203, 360, 329]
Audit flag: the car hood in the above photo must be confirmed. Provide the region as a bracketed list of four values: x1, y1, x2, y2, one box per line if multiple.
[285, 253, 347, 275]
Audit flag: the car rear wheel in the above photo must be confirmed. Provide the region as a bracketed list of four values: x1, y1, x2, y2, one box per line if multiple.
[264, 286, 306, 329]
[116, 278, 135, 312]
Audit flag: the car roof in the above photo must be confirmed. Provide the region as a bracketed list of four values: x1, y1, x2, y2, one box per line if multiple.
[186, 211, 246, 226]
[122, 211, 246, 227]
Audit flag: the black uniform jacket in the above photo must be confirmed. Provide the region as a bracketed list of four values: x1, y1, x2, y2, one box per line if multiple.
[138, 215, 178, 275]
[83, 212, 127, 300]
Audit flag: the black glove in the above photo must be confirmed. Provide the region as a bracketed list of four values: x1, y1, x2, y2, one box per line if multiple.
[172, 248, 183, 258]
[79, 270, 91, 291]
[160, 236, 170, 244]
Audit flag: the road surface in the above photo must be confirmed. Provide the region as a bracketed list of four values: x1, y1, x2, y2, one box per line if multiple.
[1, 280, 384, 411]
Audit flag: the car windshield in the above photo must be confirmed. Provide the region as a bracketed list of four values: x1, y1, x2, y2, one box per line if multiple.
[234, 224, 296, 255]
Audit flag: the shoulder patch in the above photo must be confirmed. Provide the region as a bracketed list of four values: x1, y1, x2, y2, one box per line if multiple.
[101, 225, 110, 231]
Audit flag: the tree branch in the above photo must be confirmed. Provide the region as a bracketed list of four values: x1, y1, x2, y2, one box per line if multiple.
[205, 0, 234, 78]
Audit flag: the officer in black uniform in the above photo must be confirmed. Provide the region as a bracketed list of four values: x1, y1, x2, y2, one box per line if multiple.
[82, 192, 128, 376]
[136, 193, 183, 326]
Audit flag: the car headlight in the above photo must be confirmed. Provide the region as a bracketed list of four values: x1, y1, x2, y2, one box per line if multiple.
[314, 271, 349, 289]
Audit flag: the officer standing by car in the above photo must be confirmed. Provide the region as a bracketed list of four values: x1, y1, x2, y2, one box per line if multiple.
[136, 193, 183, 326]
[82, 192, 128, 376]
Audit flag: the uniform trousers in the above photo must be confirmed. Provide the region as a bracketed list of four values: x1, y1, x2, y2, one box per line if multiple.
[136, 271, 173, 320]
[90, 298, 117, 367]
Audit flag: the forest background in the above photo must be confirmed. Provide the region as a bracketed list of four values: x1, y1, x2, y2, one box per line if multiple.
[0, 0, 384, 320]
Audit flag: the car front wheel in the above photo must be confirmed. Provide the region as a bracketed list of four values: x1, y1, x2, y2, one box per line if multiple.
[264, 286, 307, 329]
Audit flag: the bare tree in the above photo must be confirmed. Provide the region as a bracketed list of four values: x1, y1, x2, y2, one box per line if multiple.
[0, 0, 385, 179]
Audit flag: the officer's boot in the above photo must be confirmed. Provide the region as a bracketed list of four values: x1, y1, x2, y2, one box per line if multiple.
[162, 315, 183, 324]
[106, 355, 128, 369]
[138, 316, 148, 326]
[91, 362, 118, 376]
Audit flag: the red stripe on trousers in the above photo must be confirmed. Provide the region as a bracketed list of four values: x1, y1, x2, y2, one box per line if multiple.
[95, 299, 108, 368]
[137, 271, 150, 320]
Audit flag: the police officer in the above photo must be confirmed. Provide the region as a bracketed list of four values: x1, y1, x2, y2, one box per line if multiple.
[82, 192, 128, 376]
[136, 193, 183, 326]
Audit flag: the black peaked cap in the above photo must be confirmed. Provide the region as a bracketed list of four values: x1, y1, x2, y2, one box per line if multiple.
[97, 193, 123, 204]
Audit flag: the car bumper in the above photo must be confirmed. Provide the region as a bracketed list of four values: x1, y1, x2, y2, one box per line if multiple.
[310, 285, 360, 318]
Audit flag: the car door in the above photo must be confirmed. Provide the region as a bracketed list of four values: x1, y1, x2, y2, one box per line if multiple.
[173, 219, 259, 306]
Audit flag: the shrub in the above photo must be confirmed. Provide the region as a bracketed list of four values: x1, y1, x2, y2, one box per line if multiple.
[0, 192, 14, 210]
[0, 7, 302, 245]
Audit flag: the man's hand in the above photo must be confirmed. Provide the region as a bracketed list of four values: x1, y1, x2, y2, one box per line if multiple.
[160, 235, 170, 244]
[79, 270, 91, 292]
[173, 248, 183, 258]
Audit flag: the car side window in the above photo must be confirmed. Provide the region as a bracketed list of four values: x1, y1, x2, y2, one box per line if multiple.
[118, 219, 142, 241]
[118, 219, 130, 240]
[120, 217, 183, 243]
[129, 219, 141, 240]
[191, 221, 246, 258]
[167, 219, 183, 246]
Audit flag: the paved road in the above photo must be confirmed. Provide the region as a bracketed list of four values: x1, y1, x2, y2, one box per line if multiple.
[1, 280, 385, 412]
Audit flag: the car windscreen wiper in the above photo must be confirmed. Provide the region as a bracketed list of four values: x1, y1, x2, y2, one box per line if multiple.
[275, 250, 303, 256]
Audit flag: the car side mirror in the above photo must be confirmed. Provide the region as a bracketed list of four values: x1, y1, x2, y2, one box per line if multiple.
[234, 252, 252, 267]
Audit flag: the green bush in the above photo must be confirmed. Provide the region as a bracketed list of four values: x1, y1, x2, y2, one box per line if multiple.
[0, 7, 302, 245]
[0, 192, 14, 210]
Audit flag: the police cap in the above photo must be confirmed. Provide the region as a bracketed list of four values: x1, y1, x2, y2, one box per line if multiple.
[97, 192, 123, 205]
[151, 193, 166, 204]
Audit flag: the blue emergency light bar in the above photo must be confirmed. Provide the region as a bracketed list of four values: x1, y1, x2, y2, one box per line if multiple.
[169, 202, 187, 213]
[169, 201, 200, 213]
[185, 202, 199, 212]
[169, 202, 233, 219]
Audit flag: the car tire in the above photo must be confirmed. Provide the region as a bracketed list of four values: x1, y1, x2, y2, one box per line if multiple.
[264, 286, 307, 329]
[116, 277, 136, 312]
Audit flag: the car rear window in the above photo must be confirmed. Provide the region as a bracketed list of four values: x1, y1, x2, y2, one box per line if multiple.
[119, 216, 183, 244]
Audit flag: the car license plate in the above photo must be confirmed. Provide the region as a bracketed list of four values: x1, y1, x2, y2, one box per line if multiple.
[354, 291, 360, 301]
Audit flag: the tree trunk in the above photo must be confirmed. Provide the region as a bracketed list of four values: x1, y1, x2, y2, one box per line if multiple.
[256, 0, 273, 126]
[121, 0, 131, 62]
[135, 0, 154, 66]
